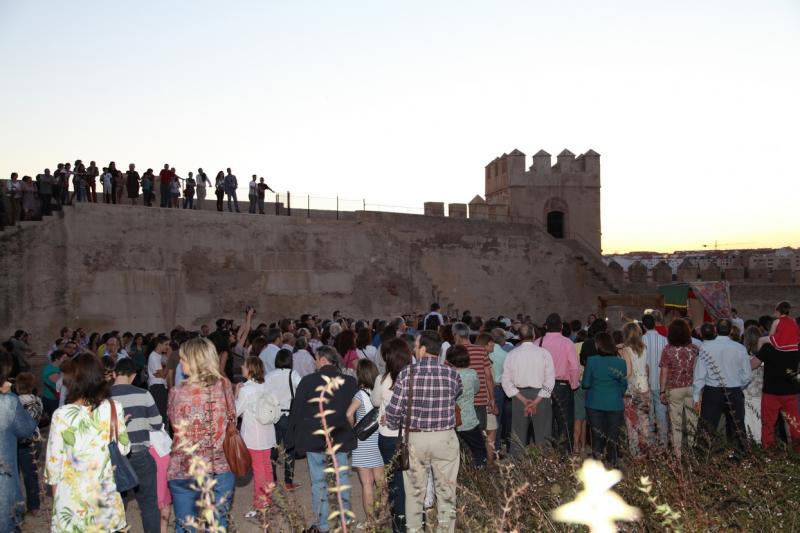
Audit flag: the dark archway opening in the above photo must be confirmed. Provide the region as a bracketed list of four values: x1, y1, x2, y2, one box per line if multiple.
[547, 211, 565, 238]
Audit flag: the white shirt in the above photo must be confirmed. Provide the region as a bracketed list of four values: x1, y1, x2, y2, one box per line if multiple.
[643, 330, 668, 391]
[357, 345, 381, 373]
[102, 172, 113, 189]
[501, 341, 555, 399]
[371, 373, 398, 437]
[259, 344, 281, 372]
[147, 351, 167, 387]
[249, 181, 258, 196]
[292, 349, 316, 378]
[263, 368, 301, 413]
[235, 380, 276, 450]
[439, 341, 452, 364]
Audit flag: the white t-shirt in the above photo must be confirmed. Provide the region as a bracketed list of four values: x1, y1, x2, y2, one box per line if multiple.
[147, 351, 167, 387]
[371, 374, 398, 437]
[259, 344, 280, 372]
[175, 362, 185, 387]
[235, 380, 276, 450]
[263, 368, 301, 413]
[102, 172, 113, 190]
[439, 341, 452, 364]
[249, 181, 258, 196]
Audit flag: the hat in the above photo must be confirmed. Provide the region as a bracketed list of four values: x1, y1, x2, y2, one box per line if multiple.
[770, 316, 799, 352]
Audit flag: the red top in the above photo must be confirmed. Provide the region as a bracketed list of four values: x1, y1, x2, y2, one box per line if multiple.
[659, 344, 699, 389]
[655, 325, 668, 337]
[159, 168, 174, 184]
[465, 343, 492, 406]
[770, 315, 799, 352]
[167, 378, 234, 480]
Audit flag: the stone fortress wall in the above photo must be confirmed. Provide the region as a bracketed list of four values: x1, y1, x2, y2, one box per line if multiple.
[2, 147, 794, 352]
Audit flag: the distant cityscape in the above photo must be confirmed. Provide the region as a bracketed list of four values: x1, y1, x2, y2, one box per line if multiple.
[603, 246, 800, 283]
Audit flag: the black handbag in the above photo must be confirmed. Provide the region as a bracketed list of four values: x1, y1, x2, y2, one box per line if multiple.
[353, 393, 380, 441]
[108, 400, 139, 493]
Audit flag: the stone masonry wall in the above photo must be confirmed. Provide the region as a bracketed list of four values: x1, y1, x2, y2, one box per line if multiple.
[0, 203, 613, 351]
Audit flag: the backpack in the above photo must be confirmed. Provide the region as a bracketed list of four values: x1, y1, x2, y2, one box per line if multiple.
[254, 389, 282, 425]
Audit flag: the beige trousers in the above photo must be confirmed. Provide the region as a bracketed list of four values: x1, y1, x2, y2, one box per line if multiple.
[667, 386, 697, 456]
[403, 430, 459, 533]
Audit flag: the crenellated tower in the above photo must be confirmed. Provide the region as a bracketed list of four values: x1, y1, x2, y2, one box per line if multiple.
[480, 147, 602, 254]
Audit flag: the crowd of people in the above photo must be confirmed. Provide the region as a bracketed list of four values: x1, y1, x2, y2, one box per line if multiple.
[0, 161, 277, 225]
[0, 301, 798, 532]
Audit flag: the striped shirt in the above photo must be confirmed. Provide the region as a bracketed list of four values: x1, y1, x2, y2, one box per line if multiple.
[643, 330, 668, 391]
[385, 356, 463, 432]
[110, 384, 163, 452]
[465, 343, 492, 406]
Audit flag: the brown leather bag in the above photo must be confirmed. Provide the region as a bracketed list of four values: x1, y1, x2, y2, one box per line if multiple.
[454, 404, 462, 428]
[221, 379, 251, 477]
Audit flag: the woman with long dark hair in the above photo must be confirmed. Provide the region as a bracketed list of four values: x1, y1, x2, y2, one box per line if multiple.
[214, 171, 225, 212]
[45, 353, 131, 532]
[370, 337, 412, 532]
[582, 332, 627, 466]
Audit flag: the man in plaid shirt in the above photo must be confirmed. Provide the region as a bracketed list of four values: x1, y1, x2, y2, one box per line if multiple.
[386, 330, 462, 533]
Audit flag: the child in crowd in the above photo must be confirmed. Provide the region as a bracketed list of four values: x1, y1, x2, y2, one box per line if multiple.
[446, 344, 487, 466]
[767, 301, 799, 352]
[347, 359, 384, 525]
[15, 372, 42, 516]
[236, 356, 276, 522]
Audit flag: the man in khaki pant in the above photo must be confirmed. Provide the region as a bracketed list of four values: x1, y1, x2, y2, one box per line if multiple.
[385, 331, 463, 533]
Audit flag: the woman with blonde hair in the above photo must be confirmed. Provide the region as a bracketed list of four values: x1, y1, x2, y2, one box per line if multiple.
[620, 322, 650, 456]
[167, 337, 237, 533]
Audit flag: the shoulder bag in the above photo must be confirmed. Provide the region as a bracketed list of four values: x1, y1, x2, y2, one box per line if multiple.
[353, 389, 379, 441]
[397, 363, 415, 471]
[221, 379, 252, 477]
[108, 400, 139, 492]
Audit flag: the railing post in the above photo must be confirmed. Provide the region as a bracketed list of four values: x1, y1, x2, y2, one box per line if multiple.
[336, 196, 339, 220]
[275, 193, 279, 215]
[287, 191, 291, 216]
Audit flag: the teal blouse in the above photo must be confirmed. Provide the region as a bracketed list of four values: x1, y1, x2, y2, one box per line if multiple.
[582, 355, 627, 412]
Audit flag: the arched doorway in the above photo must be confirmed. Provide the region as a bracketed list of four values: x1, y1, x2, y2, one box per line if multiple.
[547, 211, 565, 238]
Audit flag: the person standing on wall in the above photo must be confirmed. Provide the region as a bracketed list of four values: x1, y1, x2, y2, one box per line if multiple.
[224, 167, 240, 213]
[158, 164, 172, 208]
[196, 168, 211, 209]
[214, 171, 225, 212]
[257, 177, 273, 214]
[248, 175, 258, 214]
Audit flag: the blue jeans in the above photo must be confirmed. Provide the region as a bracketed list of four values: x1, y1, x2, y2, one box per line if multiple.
[378, 434, 405, 533]
[307, 451, 351, 532]
[649, 388, 669, 446]
[17, 445, 39, 511]
[169, 471, 235, 533]
[226, 191, 240, 212]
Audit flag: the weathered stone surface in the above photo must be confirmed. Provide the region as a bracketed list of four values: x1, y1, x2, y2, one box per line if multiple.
[677, 259, 699, 282]
[423, 202, 444, 216]
[701, 262, 721, 281]
[724, 267, 745, 282]
[652, 261, 672, 283]
[773, 269, 793, 284]
[448, 203, 467, 218]
[0, 203, 617, 351]
[628, 261, 648, 283]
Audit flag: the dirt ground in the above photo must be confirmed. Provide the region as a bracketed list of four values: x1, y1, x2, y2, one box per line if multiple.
[22, 455, 367, 532]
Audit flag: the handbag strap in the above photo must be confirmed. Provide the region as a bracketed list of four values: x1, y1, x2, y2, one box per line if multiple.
[288, 371, 295, 401]
[402, 363, 415, 446]
[108, 399, 118, 444]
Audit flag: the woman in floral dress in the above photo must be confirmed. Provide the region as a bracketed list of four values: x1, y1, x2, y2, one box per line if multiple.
[45, 353, 130, 533]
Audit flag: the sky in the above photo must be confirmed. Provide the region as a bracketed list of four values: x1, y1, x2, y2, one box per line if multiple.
[1, 0, 798, 253]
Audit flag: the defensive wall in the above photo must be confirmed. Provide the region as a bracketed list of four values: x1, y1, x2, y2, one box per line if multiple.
[0, 201, 617, 351]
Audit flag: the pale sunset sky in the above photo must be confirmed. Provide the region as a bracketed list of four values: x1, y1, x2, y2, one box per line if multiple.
[1, 0, 798, 253]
